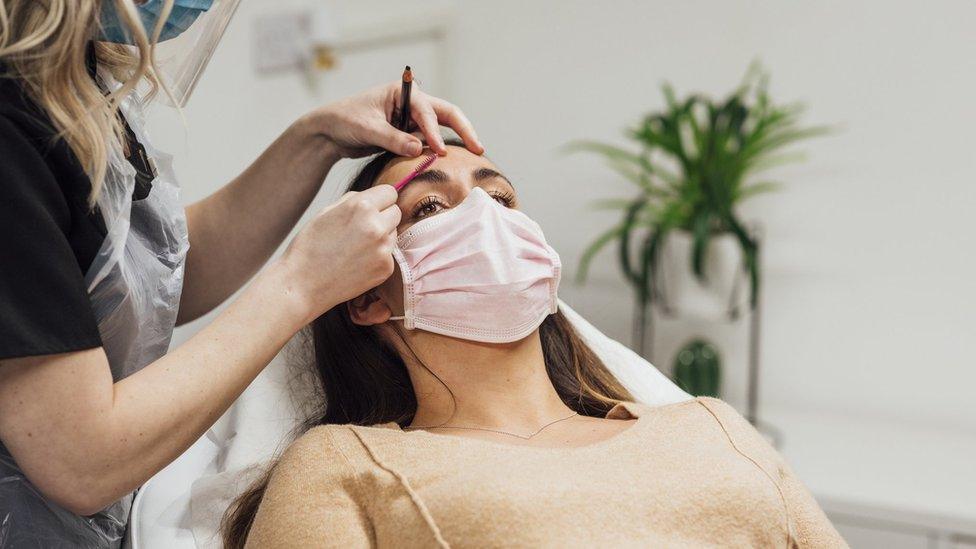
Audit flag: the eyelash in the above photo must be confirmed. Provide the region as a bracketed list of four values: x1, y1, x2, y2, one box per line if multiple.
[412, 196, 443, 219]
[411, 190, 516, 220]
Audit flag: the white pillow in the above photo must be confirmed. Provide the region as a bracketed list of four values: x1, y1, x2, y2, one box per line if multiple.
[168, 301, 691, 548]
[557, 301, 691, 407]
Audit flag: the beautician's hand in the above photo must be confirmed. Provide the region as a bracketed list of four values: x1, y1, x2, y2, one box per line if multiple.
[303, 81, 485, 158]
[276, 185, 401, 322]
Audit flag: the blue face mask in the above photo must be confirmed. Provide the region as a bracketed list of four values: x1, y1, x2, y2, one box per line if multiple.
[99, 0, 214, 44]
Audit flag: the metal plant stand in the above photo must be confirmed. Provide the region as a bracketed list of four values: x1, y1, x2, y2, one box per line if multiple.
[634, 230, 781, 446]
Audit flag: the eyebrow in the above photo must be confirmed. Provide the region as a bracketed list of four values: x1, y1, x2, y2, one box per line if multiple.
[403, 167, 514, 189]
[409, 169, 450, 185]
[473, 167, 514, 188]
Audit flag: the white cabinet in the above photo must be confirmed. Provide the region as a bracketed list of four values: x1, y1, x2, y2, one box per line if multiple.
[762, 406, 976, 549]
[831, 519, 930, 549]
[950, 535, 976, 549]
[830, 516, 976, 549]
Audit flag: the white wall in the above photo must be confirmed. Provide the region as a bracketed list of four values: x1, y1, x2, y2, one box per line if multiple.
[442, 0, 976, 432]
[166, 1, 976, 434]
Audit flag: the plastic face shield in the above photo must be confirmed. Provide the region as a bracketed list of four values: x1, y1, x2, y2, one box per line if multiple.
[148, 0, 242, 107]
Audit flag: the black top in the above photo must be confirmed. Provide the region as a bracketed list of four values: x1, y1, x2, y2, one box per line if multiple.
[0, 73, 107, 359]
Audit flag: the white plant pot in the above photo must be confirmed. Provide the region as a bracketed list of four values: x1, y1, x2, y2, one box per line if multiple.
[654, 230, 750, 321]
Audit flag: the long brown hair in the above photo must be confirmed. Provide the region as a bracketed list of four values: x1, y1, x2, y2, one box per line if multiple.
[222, 142, 632, 548]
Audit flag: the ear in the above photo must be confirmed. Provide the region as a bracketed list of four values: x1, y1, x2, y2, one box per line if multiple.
[348, 290, 394, 327]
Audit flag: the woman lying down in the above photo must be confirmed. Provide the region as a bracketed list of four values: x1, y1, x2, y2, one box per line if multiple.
[222, 140, 846, 548]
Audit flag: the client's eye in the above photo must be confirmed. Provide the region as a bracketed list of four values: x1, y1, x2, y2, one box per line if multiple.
[412, 196, 446, 220]
[489, 189, 516, 208]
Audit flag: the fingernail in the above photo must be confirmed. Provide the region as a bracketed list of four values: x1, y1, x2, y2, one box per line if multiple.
[406, 141, 422, 156]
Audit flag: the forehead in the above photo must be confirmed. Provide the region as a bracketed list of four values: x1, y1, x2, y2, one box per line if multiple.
[375, 145, 501, 187]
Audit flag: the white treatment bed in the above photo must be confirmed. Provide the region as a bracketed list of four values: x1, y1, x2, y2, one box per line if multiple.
[125, 301, 691, 549]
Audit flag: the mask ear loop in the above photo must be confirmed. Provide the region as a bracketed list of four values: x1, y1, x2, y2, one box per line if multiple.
[389, 246, 414, 328]
[387, 322, 458, 429]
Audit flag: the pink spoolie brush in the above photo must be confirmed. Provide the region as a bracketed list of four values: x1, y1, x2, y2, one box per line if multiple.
[393, 153, 438, 192]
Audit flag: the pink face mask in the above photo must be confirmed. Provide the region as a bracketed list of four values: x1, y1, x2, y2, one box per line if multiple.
[389, 187, 561, 343]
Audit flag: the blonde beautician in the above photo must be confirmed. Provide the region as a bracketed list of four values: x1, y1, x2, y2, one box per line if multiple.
[0, 1, 483, 546]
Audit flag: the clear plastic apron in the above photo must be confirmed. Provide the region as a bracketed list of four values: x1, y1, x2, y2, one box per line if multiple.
[0, 82, 188, 548]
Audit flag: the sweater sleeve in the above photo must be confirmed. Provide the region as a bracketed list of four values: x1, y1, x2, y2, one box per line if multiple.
[246, 427, 373, 548]
[697, 399, 848, 549]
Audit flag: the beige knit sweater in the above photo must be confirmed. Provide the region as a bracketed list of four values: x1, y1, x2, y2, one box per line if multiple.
[246, 398, 846, 548]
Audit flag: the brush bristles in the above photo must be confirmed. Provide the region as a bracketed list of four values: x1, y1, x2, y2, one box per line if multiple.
[394, 153, 438, 191]
[414, 153, 437, 173]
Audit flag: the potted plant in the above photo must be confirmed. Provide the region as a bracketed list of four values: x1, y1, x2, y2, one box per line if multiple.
[568, 64, 827, 357]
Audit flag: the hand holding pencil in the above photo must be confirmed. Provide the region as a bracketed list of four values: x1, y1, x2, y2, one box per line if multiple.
[300, 69, 484, 159]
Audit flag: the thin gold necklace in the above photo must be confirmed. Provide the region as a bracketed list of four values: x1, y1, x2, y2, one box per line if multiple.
[405, 411, 579, 440]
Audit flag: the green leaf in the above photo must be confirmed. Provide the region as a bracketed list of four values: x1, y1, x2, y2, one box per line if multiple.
[564, 61, 830, 296]
[576, 223, 628, 284]
[744, 151, 808, 175]
[603, 158, 657, 193]
[691, 211, 713, 281]
[736, 181, 781, 201]
[563, 140, 651, 171]
[640, 212, 683, 304]
[726, 216, 759, 308]
[563, 140, 658, 193]
[618, 199, 647, 285]
[662, 82, 678, 109]
[589, 198, 636, 211]
[639, 227, 668, 305]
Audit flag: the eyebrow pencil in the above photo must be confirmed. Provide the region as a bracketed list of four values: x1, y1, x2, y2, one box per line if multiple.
[397, 65, 413, 132]
[394, 153, 437, 192]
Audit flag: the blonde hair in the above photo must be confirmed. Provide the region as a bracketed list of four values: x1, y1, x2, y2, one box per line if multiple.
[0, 0, 174, 206]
